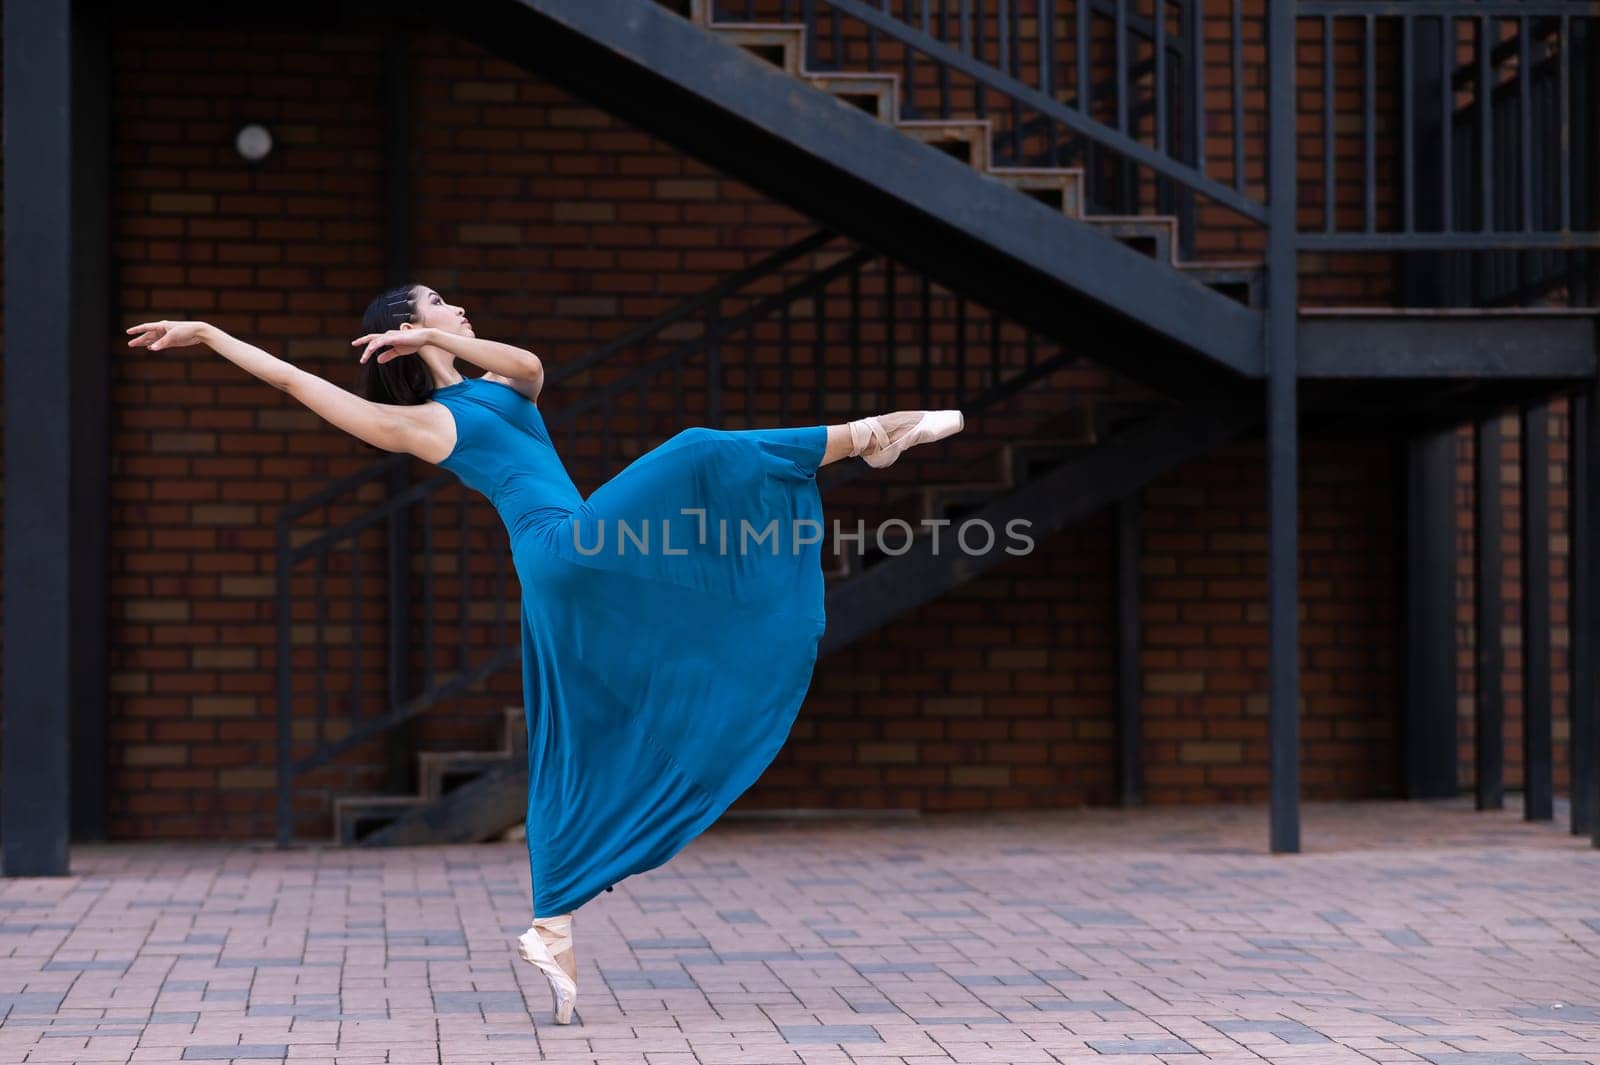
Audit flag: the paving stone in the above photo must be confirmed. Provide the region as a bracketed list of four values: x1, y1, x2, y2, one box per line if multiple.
[1088, 1038, 1201, 1053]
[778, 1024, 883, 1043]
[0, 799, 1592, 1065]
[181, 1047, 288, 1060]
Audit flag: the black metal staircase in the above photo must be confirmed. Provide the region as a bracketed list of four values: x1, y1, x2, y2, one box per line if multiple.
[276, 0, 1599, 850]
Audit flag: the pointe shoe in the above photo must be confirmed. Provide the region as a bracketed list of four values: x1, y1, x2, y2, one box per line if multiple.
[851, 410, 965, 469]
[517, 914, 577, 1024]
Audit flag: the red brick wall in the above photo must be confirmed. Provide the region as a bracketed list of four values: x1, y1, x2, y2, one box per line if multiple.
[0, 18, 1566, 839]
[765, 436, 1401, 811]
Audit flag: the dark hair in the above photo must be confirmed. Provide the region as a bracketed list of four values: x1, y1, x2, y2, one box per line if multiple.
[354, 282, 436, 405]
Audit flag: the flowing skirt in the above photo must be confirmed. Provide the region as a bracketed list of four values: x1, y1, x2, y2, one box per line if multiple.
[510, 425, 831, 916]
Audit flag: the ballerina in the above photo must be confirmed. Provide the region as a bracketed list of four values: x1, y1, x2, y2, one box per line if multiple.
[127, 282, 963, 1025]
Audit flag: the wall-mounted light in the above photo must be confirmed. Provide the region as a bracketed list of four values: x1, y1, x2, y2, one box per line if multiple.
[234, 123, 274, 164]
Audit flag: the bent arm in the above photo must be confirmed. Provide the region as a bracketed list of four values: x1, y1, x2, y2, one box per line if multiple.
[201, 324, 427, 455]
[427, 331, 545, 403]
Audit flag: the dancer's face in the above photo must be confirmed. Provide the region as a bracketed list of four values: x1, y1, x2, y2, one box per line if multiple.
[403, 286, 475, 338]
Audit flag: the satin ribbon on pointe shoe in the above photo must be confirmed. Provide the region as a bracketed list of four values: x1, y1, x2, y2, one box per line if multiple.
[848, 410, 965, 469]
[517, 914, 577, 1024]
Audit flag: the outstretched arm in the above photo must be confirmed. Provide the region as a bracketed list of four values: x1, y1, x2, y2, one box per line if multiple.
[128, 320, 434, 456]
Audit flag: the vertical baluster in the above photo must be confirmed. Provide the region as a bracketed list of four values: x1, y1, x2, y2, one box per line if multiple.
[1480, 15, 1493, 233]
[494, 520, 505, 649]
[1232, 0, 1244, 193]
[975, 0, 986, 120]
[458, 491, 468, 672]
[1403, 15, 1414, 233]
[803, 0, 816, 70]
[707, 304, 722, 425]
[1115, 0, 1127, 138]
[1365, 13, 1375, 235]
[850, 268, 861, 412]
[315, 550, 327, 749]
[955, 297, 967, 406]
[939, 0, 951, 117]
[883, 260, 897, 407]
[1560, 14, 1571, 234]
[919, 275, 931, 398]
[744, 329, 754, 423]
[674, 356, 684, 424]
[1519, 16, 1533, 233]
[1188, 0, 1203, 177]
[630, 377, 643, 450]
[780, 300, 793, 420]
[1008, 0, 1021, 159]
[1155, 0, 1166, 158]
[989, 311, 1001, 389]
[905, 0, 918, 118]
[831, 7, 843, 69]
[602, 392, 613, 458]
[998, 0, 1009, 91]
[1077, 0, 1089, 114]
[1043, 0, 1056, 161]
[1442, 15, 1453, 234]
[422, 494, 434, 692]
[351, 537, 362, 727]
[813, 282, 826, 417]
[1324, 14, 1335, 234]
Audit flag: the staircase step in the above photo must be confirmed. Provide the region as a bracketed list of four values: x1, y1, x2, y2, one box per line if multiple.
[897, 119, 992, 171]
[501, 705, 526, 752]
[333, 795, 426, 846]
[806, 73, 898, 122]
[987, 167, 1085, 218]
[1178, 262, 1265, 309]
[921, 482, 1011, 522]
[1086, 215, 1177, 263]
[416, 750, 522, 801]
[1005, 439, 1095, 483]
[711, 23, 804, 75]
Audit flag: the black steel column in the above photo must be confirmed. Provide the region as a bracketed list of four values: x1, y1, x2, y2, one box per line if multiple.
[1404, 430, 1458, 799]
[3, 0, 113, 872]
[1115, 495, 1143, 807]
[1520, 402, 1553, 821]
[1585, 378, 1600, 848]
[1572, 392, 1596, 836]
[1475, 416, 1505, 810]
[1265, 0, 1299, 854]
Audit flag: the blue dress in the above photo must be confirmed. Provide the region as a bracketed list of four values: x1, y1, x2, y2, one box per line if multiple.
[431, 376, 830, 917]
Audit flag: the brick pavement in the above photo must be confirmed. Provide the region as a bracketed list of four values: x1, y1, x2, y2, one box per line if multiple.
[0, 797, 1596, 1064]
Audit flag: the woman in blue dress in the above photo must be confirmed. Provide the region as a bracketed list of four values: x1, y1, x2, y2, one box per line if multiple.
[127, 282, 962, 1025]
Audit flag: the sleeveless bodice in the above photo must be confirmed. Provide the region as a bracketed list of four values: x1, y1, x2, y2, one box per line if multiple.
[431, 377, 584, 537]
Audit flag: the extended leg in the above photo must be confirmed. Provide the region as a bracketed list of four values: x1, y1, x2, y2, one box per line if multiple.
[820, 410, 964, 468]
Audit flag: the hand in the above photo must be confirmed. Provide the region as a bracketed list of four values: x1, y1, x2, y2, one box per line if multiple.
[126, 320, 212, 350]
[353, 327, 434, 364]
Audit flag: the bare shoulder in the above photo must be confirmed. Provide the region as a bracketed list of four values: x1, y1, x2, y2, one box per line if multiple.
[407, 399, 458, 465]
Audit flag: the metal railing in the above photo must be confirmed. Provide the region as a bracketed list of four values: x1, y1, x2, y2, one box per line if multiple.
[274, 230, 1080, 843]
[697, 1, 1598, 262]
